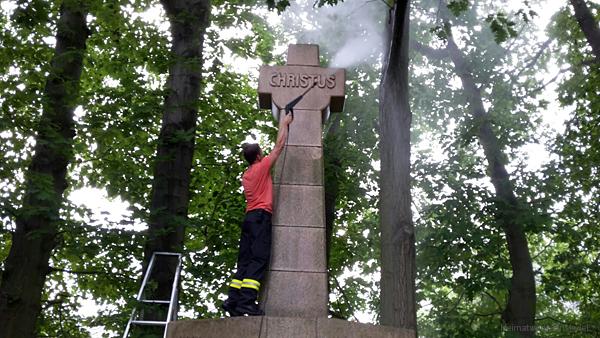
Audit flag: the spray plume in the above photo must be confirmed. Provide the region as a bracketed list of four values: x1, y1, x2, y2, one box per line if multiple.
[281, 0, 387, 69]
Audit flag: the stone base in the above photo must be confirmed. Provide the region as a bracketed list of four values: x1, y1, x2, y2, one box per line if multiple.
[167, 316, 414, 338]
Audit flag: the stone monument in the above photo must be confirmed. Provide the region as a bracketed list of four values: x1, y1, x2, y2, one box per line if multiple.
[258, 44, 344, 318]
[166, 44, 414, 338]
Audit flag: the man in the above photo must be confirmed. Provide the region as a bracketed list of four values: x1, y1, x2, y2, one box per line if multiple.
[222, 112, 294, 316]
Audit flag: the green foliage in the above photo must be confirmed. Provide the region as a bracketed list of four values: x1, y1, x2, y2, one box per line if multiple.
[447, 0, 469, 17]
[265, 0, 289, 13]
[1, 0, 599, 336]
[408, 0, 598, 335]
[534, 3, 600, 335]
[2, 0, 277, 335]
[485, 12, 518, 43]
[11, 0, 52, 30]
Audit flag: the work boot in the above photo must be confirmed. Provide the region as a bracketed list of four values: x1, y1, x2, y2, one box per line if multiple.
[221, 299, 242, 317]
[235, 303, 264, 316]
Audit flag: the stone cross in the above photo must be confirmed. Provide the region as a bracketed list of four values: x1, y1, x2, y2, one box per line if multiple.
[257, 44, 345, 317]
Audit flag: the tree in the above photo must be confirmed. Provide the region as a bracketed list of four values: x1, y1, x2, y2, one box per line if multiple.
[569, 0, 600, 62]
[0, 1, 90, 337]
[378, 0, 417, 332]
[534, 3, 600, 334]
[411, 2, 545, 335]
[57, 0, 278, 332]
[5, 0, 599, 336]
[139, 0, 211, 330]
[445, 29, 536, 337]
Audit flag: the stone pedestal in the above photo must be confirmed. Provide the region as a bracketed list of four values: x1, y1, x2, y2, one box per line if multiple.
[166, 317, 415, 338]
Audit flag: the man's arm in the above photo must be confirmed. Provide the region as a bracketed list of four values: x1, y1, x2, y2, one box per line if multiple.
[268, 113, 293, 166]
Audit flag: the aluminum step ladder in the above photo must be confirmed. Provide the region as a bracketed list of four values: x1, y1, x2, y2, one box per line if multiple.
[123, 252, 183, 338]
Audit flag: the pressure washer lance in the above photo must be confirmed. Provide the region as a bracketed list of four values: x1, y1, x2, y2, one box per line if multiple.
[284, 79, 318, 120]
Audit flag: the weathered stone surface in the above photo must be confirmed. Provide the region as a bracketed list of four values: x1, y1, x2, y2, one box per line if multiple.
[286, 44, 320, 66]
[261, 271, 328, 317]
[258, 65, 345, 112]
[260, 316, 315, 338]
[166, 317, 415, 338]
[270, 225, 326, 272]
[273, 146, 323, 186]
[285, 109, 323, 147]
[167, 316, 261, 338]
[272, 185, 324, 227]
[317, 318, 415, 338]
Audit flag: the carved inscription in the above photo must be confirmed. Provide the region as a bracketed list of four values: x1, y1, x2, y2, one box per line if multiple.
[269, 72, 336, 89]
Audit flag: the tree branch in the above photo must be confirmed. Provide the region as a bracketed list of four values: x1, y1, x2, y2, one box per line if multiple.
[502, 25, 526, 57]
[41, 298, 66, 309]
[526, 66, 571, 96]
[434, 0, 442, 24]
[532, 238, 554, 260]
[483, 290, 504, 312]
[473, 310, 502, 317]
[48, 267, 127, 279]
[521, 58, 596, 98]
[56, 223, 142, 237]
[411, 41, 449, 60]
[443, 289, 465, 314]
[332, 277, 361, 322]
[512, 38, 554, 80]
[49, 268, 106, 275]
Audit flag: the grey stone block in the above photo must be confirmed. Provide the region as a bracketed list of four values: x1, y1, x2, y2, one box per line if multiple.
[271, 226, 326, 272]
[273, 146, 323, 186]
[317, 318, 415, 338]
[261, 316, 316, 338]
[262, 270, 328, 317]
[167, 317, 416, 338]
[286, 44, 320, 66]
[273, 185, 324, 227]
[287, 110, 323, 147]
[167, 316, 261, 338]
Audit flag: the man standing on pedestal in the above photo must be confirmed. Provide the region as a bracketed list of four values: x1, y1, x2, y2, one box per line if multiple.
[222, 113, 293, 316]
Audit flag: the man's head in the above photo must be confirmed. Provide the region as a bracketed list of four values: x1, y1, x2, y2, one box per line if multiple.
[242, 143, 262, 164]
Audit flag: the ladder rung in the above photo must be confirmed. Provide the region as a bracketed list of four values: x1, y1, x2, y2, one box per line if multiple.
[131, 320, 167, 326]
[140, 300, 170, 304]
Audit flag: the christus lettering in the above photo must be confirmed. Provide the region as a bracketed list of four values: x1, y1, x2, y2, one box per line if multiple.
[269, 72, 336, 89]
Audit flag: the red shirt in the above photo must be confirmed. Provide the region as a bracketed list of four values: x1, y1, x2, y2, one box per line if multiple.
[242, 154, 273, 213]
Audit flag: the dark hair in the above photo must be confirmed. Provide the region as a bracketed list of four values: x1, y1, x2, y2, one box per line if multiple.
[242, 143, 261, 164]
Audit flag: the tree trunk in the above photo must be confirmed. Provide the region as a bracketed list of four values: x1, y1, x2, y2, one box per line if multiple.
[0, 2, 89, 337]
[140, 0, 210, 324]
[445, 33, 536, 337]
[378, 0, 417, 333]
[569, 0, 600, 61]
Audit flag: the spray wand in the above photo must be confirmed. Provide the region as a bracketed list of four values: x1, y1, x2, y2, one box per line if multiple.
[284, 80, 318, 119]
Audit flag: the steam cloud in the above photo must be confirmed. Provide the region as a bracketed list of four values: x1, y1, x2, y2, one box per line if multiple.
[281, 0, 387, 69]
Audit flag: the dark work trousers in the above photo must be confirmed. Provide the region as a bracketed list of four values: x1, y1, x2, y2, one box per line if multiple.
[227, 209, 272, 306]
